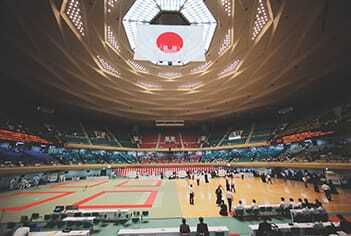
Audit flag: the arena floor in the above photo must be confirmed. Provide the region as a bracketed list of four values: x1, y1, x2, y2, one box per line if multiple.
[0, 177, 350, 223]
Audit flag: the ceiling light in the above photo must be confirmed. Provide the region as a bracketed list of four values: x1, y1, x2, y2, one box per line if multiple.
[128, 60, 149, 73]
[105, 25, 120, 53]
[190, 61, 212, 74]
[61, 0, 86, 38]
[107, 0, 118, 10]
[221, 0, 233, 17]
[218, 28, 233, 56]
[251, 0, 270, 40]
[218, 59, 240, 77]
[96, 55, 120, 78]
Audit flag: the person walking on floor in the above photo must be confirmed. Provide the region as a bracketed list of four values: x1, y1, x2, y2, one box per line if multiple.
[204, 172, 209, 183]
[196, 174, 200, 186]
[230, 176, 235, 192]
[226, 189, 234, 213]
[215, 185, 223, 206]
[189, 184, 195, 205]
[225, 176, 230, 191]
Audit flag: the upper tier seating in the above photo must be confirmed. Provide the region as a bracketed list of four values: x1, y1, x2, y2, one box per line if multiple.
[55, 121, 90, 144]
[140, 132, 158, 148]
[159, 132, 181, 149]
[182, 131, 200, 148]
[221, 126, 250, 146]
[205, 130, 225, 147]
[83, 123, 120, 146]
[250, 122, 276, 142]
[110, 129, 137, 148]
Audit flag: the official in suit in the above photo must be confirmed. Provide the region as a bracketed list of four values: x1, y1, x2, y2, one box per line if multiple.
[179, 218, 191, 235]
[196, 217, 209, 236]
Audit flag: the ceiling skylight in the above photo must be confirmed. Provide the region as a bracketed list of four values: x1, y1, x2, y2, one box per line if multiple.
[155, 0, 187, 11]
[122, 0, 217, 64]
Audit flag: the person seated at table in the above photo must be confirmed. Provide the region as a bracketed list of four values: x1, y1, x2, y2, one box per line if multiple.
[257, 217, 273, 236]
[295, 198, 303, 209]
[179, 218, 191, 235]
[196, 217, 209, 236]
[337, 214, 351, 233]
[279, 197, 288, 209]
[288, 198, 294, 209]
[219, 200, 228, 216]
[300, 205, 313, 221]
[251, 199, 259, 216]
[234, 200, 243, 208]
[313, 199, 323, 209]
[251, 199, 259, 210]
[310, 205, 322, 216]
[234, 200, 244, 217]
[302, 198, 310, 208]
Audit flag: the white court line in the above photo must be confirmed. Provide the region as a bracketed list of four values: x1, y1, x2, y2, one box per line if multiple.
[151, 192, 163, 207]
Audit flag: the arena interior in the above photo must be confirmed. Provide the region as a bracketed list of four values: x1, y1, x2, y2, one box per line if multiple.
[0, 0, 351, 236]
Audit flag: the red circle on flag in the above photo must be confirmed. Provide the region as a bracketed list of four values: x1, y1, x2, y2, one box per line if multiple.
[156, 32, 183, 53]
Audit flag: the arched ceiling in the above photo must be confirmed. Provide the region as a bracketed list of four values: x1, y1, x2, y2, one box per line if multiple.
[0, 0, 350, 121]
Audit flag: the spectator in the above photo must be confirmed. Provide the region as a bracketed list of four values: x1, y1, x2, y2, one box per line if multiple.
[257, 217, 273, 236]
[226, 190, 234, 213]
[236, 200, 244, 210]
[179, 218, 191, 235]
[296, 198, 303, 208]
[337, 214, 351, 233]
[196, 217, 209, 236]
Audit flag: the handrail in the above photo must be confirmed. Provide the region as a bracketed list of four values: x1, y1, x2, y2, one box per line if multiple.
[64, 141, 269, 152]
[1, 162, 350, 176]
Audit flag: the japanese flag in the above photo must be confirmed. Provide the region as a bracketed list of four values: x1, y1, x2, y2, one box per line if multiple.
[134, 24, 206, 64]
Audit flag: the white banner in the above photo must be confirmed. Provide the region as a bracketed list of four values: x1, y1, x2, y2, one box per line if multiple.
[134, 24, 206, 65]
